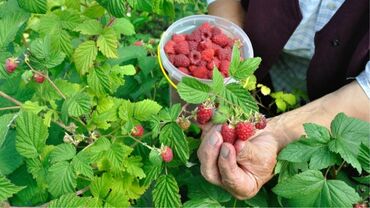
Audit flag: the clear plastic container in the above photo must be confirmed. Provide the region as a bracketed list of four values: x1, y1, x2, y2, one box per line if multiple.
[159, 14, 254, 85]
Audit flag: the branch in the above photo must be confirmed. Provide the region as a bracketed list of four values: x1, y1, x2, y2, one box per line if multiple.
[0, 91, 22, 106]
[0, 106, 21, 111]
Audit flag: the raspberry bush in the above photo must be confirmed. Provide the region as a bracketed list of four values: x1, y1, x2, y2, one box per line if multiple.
[0, 0, 369, 207]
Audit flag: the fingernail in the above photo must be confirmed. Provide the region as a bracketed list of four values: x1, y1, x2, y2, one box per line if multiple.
[208, 133, 219, 146]
[221, 145, 229, 158]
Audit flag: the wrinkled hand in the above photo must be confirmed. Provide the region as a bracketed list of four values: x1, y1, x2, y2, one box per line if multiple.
[197, 124, 279, 199]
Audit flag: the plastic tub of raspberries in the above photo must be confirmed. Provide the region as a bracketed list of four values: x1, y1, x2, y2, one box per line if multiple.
[159, 15, 254, 84]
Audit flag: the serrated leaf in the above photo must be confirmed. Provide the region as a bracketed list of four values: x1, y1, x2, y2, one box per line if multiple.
[75, 19, 103, 35]
[231, 56, 261, 81]
[0, 131, 23, 175]
[275, 98, 286, 112]
[153, 175, 181, 208]
[303, 123, 331, 143]
[120, 64, 136, 75]
[0, 175, 25, 202]
[87, 66, 111, 96]
[71, 152, 94, 179]
[30, 36, 66, 68]
[211, 105, 230, 124]
[96, 0, 126, 17]
[109, 45, 147, 65]
[17, 0, 47, 13]
[222, 83, 258, 113]
[0, 113, 16, 147]
[187, 176, 231, 203]
[64, 92, 92, 117]
[273, 170, 361, 207]
[142, 163, 162, 186]
[0, 8, 29, 48]
[159, 123, 189, 163]
[244, 187, 268, 207]
[47, 161, 77, 197]
[282, 93, 296, 106]
[158, 104, 181, 122]
[149, 149, 162, 166]
[134, 99, 162, 121]
[49, 143, 76, 163]
[16, 112, 48, 158]
[112, 18, 135, 36]
[123, 156, 146, 179]
[83, 4, 105, 18]
[90, 173, 112, 199]
[97, 28, 118, 58]
[49, 193, 96, 208]
[177, 77, 211, 104]
[73, 40, 97, 75]
[358, 143, 370, 173]
[21, 101, 47, 115]
[229, 44, 240, 77]
[212, 69, 224, 94]
[183, 198, 222, 208]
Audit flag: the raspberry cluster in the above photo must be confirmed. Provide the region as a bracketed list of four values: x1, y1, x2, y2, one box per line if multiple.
[195, 102, 267, 144]
[164, 23, 235, 79]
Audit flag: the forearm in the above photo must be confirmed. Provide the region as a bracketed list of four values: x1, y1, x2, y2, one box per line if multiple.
[208, 0, 245, 27]
[268, 81, 370, 150]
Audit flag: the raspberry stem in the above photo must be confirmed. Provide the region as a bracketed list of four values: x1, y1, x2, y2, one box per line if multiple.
[0, 91, 22, 106]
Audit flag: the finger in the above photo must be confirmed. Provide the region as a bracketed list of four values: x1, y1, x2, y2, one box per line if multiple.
[197, 127, 223, 185]
[200, 123, 216, 139]
[218, 143, 258, 199]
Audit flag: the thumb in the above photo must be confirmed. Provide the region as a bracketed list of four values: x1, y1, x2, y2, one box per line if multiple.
[218, 143, 243, 183]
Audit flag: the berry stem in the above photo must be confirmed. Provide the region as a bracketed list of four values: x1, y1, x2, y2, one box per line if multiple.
[0, 91, 22, 106]
[24, 59, 66, 99]
[0, 106, 21, 111]
[128, 135, 155, 151]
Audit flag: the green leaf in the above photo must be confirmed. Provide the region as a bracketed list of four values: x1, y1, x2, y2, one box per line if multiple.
[90, 173, 112, 200]
[26, 158, 48, 189]
[153, 174, 181, 208]
[64, 92, 92, 117]
[47, 161, 77, 197]
[212, 69, 224, 94]
[275, 98, 286, 112]
[123, 156, 146, 179]
[16, 112, 48, 158]
[353, 175, 370, 185]
[303, 123, 331, 143]
[109, 45, 147, 65]
[0, 113, 16, 147]
[149, 149, 163, 166]
[0, 8, 29, 48]
[49, 193, 96, 208]
[159, 123, 189, 163]
[0, 175, 25, 202]
[0, 131, 23, 175]
[30, 36, 66, 68]
[83, 5, 106, 18]
[232, 57, 261, 81]
[142, 163, 162, 186]
[134, 99, 162, 121]
[120, 64, 136, 75]
[97, 28, 118, 58]
[187, 176, 231, 203]
[17, 0, 47, 13]
[112, 18, 135, 36]
[74, 19, 103, 35]
[96, 0, 126, 17]
[211, 105, 230, 124]
[73, 40, 98, 75]
[87, 66, 111, 96]
[71, 152, 94, 179]
[183, 198, 222, 208]
[222, 83, 258, 113]
[49, 143, 76, 163]
[272, 170, 361, 207]
[177, 77, 211, 104]
[228, 44, 240, 77]
[244, 187, 268, 207]
[158, 104, 181, 122]
[21, 101, 47, 115]
[358, 143, 370, 173]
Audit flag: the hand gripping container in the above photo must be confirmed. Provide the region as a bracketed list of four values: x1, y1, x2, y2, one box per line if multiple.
[158, 15, 254, 87]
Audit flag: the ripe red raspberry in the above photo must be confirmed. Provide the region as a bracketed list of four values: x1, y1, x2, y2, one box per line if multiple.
[198, 22, 212, 33]
[216, 47, 232, 61]
[173, 54, 190, 67]
[186, 30, 202, 42]
[5, 58, 18, 73]
[33, 73, 45, 83]
[219, 60, 230, 77]
[132, 124, 144, 137]
[177, 117, 191, 130]
[212, 34, 230, 47]
[208, 70, 213, 79]
[236, 122, 255, 141]
[174, 41, 190, 55]
[221, 124, 236, 144]
[354, 203, 368, 208]
[198, 39, 213, 51]
[164, 40, 176, 54]
[178, 67, 190, 75]
[134, 40, 143, 46]
[211, 27, 222, 36]
[192, 66, 208, 79]
[168, 54, 175, 64]
[196, 104, 213, 124]
[201, 48, 215, 62]
[199, 60, 207, 67]
[188, 41, 198, 51]
[189, 50, 201, 65]
[161, 146, 173, 162]
[255, 115, 267, 129]
[207, 57, 221, 70]
[172, 34, 186, 42]
[201, 30, 212, 40]
[189, 65, 197, 73]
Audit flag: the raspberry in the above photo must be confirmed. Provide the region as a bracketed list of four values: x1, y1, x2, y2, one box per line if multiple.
[236, 122, 255, 141]
[216, 47, 232, 61]
[211, 27, 222, 36]
[186, 30, 202, 42]
[212, 34, 230, 47]
[168, 54, 175, 64]
[219, 60, 230, 77]
[189, 65, 197, 73]
[201, 48, 215, 62]
[198, 22, 212, 32]
[164, 40, 176, 54]
[221, 124, 236, 144]
[255, 115, 267, 129]
[173, 54, 190, 67]
[131, 124, 144, 137]
[178, 67, 190, 75]
[192, 66, 208, 79]
[201, 30, 212, 40]
[177, 117, 191, 130]
[33, 73, 45, 83]
[172, 34, 186, 42]
[189, 50, 201, 65]
[174, 41, 190, 55]
[199, 60, 207, 67]
[196, 104, 213, 124]
[208, 70, 213, 79]
[5, 58, 18, 73]
[198, 39, 213, 51]
[212, 43, 222, 53]
[134, 40, 143, 46]
[207, 57, 221, 70]
[188, 41, 198, 51]
[161, 146, 173, 162]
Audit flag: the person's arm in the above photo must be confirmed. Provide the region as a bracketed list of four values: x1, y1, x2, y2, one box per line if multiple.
[268, 81, 370, 150]
[207, 0, 245, 27]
